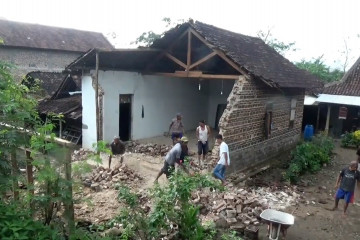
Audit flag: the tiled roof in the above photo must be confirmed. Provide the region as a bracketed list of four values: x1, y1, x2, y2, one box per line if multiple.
[323, 57, 360, 96]
[152, 21, 323, 89]
[0, 19, 113, 52]
[38, 95, 82, 120]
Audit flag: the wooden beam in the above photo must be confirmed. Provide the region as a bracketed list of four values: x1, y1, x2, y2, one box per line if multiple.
[189, 28, 249, 78]
[186, 31, 192, 71]
[95, 51, 100, 142]
[145, 28, 190, 71]
[189, 29, 216, 49]
[325, 104, 331, 135]
[151, 71, 240, 80]
[189, 52, 217, 70]
[214, 49, 249, 77]
[165, 53, 187, 69]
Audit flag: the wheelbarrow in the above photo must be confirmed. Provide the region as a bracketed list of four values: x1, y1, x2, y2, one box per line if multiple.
[260, 209, 295, 240]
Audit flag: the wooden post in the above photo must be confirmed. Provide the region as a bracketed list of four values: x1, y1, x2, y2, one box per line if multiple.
[25, 150, 34, 212]
[95, 51, 100, 141]
[59, 120, 63, 138]
[325, 105, 331, 135]
[186, 30, 191, 71]
[63, 147, 75, 236]
[315, 106, 320, 132]
[10, 149, 19, 200]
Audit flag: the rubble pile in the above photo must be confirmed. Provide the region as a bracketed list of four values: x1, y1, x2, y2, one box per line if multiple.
[193, 184, 300, 231]
[82, 165, 143, 191]
[126, 141, 172, 156]
[72, 148, 92, 162]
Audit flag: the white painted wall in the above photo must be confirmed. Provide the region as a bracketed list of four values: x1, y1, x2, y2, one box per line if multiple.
[98, 71, 209, 142]
[82, 75, 97, 149]
[206, 79, 235, 128]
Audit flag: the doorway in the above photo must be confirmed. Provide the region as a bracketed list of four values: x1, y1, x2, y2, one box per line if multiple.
[215, 104, 227, 130]
[119, 94, 132, 141]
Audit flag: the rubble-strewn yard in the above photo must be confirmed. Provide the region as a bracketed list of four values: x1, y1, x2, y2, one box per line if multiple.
[71, 141, 360, 239]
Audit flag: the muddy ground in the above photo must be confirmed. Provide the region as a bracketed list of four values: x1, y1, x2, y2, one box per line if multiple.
[73, 140, 360, 239]
[255, 140, 360, 240]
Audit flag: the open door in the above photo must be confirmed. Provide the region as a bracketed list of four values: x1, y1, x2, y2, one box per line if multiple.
[215, 104, 227, 130]
[119, 94, 132, 141]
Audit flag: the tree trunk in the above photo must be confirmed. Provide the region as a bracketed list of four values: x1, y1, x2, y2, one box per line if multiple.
[10, 149, 19, 200]
[63, 147, 75, 236]
[26, 150, 34, 215]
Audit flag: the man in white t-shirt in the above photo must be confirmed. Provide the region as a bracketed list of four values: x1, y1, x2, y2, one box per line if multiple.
[212, 134, 230, 185]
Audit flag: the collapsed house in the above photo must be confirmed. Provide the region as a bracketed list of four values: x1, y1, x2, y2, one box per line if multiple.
[67, 21, 321, 171]
[23, 71, 82, 144]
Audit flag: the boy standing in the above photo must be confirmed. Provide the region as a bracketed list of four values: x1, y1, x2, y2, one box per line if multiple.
[212, 134, 230, 185]
[332, 161, 360, 215]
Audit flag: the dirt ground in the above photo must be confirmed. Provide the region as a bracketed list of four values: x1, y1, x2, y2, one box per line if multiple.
[74, 139, 360, 239]
[256, 140, 360, 240]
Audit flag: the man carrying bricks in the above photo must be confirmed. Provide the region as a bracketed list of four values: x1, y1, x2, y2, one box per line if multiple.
[212, 134, 230, 185]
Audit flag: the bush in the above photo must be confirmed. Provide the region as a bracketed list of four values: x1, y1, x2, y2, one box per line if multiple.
[285, 134, 334, 183]
[111, 170, 223, 240]
[0, 201, 61, 240]
[341, 130, 360, 148]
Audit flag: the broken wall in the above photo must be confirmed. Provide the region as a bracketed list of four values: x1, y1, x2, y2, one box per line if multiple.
[98, 71, 209, 142]
[218, 76, 304, 172]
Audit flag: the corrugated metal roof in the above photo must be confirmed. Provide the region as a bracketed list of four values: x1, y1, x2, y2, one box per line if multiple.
[316, 94, 360, 106]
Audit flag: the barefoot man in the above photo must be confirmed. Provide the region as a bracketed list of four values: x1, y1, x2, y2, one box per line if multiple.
[332, 161, 360, 216]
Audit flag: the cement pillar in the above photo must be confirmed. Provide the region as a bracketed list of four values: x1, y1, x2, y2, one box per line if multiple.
[325, 105, 331, 135]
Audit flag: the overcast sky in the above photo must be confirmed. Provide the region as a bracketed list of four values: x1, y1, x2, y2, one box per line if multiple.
[1, 0, 360, 70]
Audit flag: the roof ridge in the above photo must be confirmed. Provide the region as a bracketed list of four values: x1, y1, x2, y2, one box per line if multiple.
[0, 19, 105, 35]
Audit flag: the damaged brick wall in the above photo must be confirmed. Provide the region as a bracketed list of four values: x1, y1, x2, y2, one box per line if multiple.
[215, 76, 304, 172]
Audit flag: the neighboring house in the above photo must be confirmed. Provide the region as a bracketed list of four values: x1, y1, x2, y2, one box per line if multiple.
[68, 21, 322, 171]
[311, 57, 360, 137]
[23, 71, 82, 144]
[0, 19, 113, 80]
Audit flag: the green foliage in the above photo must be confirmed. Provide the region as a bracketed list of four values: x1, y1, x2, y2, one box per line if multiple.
[112, 171, 223, 240]
[285, 134, 334, 183]
[221, 230, 243, 240]
[132, 17, 185, 47]
[0, 201, 61, 240]
[341, 130, 360, 148]
[257, 29, 296, 56]
[296, 56, 344, 83]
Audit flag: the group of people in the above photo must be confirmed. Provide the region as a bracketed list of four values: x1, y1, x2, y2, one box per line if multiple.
[161, 113, 230, 184]
[108, 113, 230, 185]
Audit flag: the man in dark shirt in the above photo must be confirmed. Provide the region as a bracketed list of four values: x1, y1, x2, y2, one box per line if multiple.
[332, 161, 360, 215]
[109, 137, 125, 169]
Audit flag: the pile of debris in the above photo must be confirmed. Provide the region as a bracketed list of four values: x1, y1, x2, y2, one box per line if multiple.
[72, 148, 92, 162]
[126, 141, 172, 156]
[193, 184, 300, 232]
[82, 165, 143, 191]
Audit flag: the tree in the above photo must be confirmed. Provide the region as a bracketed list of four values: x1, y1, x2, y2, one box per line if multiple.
[257, 29, 296, 56]
[296, 56, 344, 83]
[132, 17, 185, 47]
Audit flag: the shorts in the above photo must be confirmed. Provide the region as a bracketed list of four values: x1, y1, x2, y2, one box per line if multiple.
[161, 160, 175, 178]
[171, 132, 183, 140]
[197, 141, 208, 155]
[335, 188, 354, 203]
